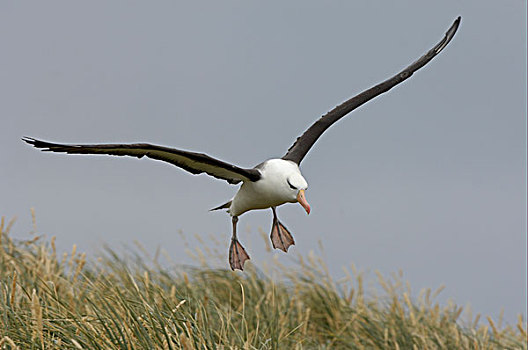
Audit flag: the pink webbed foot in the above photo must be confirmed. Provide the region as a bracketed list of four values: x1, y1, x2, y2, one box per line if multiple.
[270, 220, 295, 253]
[229, 239, 250, 271]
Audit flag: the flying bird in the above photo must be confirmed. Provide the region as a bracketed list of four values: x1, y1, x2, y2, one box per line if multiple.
[23, 17, 461, 271]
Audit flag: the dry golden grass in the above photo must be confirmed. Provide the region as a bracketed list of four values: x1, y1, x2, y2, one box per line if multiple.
[0, 214, 526, 349]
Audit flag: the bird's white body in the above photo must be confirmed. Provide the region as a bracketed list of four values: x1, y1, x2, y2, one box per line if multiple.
[229, 159, 308, 216]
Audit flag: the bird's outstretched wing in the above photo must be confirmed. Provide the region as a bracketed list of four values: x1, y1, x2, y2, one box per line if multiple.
[282, 16, 461, 165]
[22, 137, 261, 184]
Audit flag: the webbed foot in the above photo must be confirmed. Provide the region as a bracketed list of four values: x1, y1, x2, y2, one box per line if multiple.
[229, 238, 250, 271]
[270, 219, 295, 252]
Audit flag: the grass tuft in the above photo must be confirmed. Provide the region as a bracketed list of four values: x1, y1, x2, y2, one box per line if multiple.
[0, 215, 526, 349]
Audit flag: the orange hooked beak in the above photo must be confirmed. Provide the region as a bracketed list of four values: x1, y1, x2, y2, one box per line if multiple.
[297, 189, 311, 215]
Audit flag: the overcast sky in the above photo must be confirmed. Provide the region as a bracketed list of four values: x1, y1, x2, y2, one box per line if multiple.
[1, 1, 525, 323]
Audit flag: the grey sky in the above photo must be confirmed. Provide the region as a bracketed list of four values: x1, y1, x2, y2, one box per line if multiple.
[1, 1, 525, 323]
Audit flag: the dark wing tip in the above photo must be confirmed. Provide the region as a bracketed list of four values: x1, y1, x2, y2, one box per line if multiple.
[451, 16, 462, 36]
[21, 136, 35, 144]
[435, 16, 462, 54]
[22, 136, 43, 148]
[22, 136, 59, 151]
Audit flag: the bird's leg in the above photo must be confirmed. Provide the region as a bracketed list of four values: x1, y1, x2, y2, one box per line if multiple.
[270, 207, 295, 252]
[228, 216, 250, 271]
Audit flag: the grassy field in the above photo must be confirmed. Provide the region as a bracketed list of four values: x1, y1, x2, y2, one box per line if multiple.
[1, 215, 526, 349]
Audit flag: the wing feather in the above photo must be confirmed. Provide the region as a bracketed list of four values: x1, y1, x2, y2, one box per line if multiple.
[22, 137, 261, 184]
[282, 17, 461, 165]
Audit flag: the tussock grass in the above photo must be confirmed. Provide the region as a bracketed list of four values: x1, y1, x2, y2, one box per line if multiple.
[1, 215, 526, 349]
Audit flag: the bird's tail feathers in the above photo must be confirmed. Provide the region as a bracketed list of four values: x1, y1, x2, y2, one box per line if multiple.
[210, 200, 232, 212]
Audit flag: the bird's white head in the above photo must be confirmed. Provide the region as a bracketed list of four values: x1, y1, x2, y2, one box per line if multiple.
[286, 172, 311, 215]
[260, 159, 310, 214]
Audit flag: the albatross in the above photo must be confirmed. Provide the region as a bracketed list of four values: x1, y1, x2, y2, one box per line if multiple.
[23, 17, 461, 271]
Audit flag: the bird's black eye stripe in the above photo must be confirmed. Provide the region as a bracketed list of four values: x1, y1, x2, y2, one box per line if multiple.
[287, 179, 297, 190]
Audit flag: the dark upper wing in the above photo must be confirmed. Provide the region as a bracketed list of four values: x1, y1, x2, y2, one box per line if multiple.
[282, 17, 461, 165]
[22, 137, 261, 184]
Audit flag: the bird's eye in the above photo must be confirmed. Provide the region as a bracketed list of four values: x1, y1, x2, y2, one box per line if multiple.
[287, 179, 297, 190]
